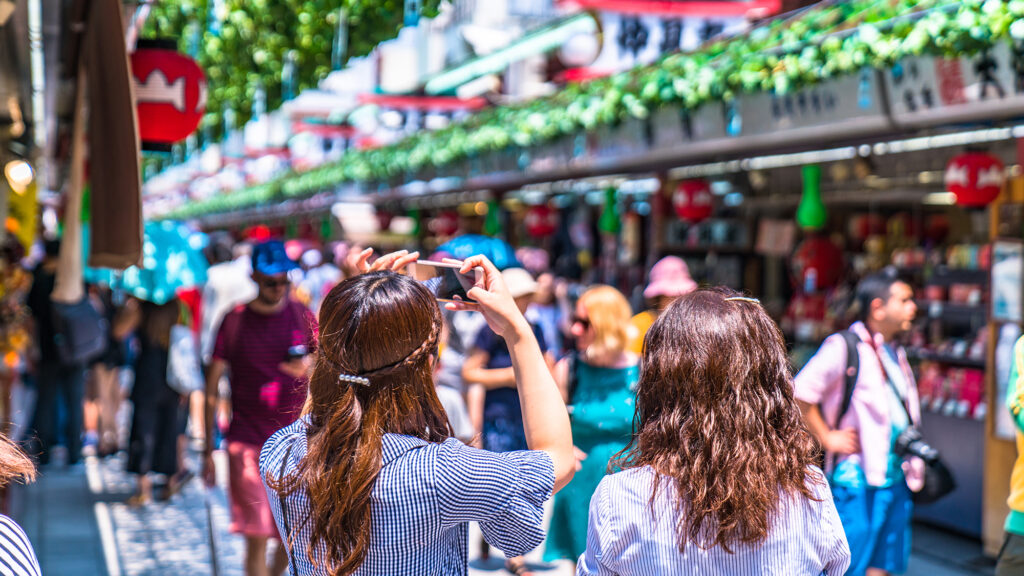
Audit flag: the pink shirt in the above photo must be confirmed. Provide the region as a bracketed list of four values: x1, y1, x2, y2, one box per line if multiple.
[793, 322, 924, 490]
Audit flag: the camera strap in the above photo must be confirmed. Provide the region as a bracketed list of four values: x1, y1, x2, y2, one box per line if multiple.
[865, 339, 916, 428]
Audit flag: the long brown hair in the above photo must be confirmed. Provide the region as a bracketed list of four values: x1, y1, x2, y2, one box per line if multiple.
[0, 433, 35, 487]
[268, 271, 452, 576]
[614, 287, 820, 553]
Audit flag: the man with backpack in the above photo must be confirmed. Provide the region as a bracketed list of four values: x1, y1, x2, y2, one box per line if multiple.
[794, 270, 922, 576]
[202, 240, 317, 576]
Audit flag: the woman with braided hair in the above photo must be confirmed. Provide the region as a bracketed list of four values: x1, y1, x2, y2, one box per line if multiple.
[260, 252, 575, 576]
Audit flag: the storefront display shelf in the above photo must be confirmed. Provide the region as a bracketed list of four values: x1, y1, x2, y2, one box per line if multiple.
[906, 349, 987, 370]
[914, 411, 985, 538]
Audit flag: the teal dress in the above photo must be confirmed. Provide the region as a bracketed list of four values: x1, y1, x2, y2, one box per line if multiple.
[544, 359, 639, 562]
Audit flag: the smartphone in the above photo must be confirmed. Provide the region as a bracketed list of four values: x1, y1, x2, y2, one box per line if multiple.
[417, 260, 481, 303]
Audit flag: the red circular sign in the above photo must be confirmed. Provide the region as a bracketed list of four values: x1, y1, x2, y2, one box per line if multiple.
[672, 180, 713, 223]
[132, 48, 207, 144]
[524, 204, 558, 237]
[945, 152, 1004, 208]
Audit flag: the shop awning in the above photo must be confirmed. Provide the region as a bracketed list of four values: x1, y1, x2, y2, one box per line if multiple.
[424, 12, 600, 95]
[357, 93, 489, 111]
[160, 0, 1023, 222]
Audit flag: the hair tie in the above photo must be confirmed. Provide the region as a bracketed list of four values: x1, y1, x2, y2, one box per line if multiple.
[338, 373, 371, 387]
[724, 296, 761, 305]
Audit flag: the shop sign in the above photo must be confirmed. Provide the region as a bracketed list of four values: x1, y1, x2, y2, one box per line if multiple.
[884, 41, 1024, 128]
[736, 69, 889, 139]
[131, 48, 207, 145]
[650, 103, 727, 150]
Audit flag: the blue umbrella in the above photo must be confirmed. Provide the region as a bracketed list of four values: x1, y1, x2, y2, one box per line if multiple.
[84, 221, 209, 304]
[437, 234, 519, 270]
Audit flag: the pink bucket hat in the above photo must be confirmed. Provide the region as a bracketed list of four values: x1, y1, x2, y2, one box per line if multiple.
[644, 256, 697, 299]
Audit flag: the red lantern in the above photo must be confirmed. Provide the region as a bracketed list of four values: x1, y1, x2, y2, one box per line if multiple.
[430, 211, 459, 237]
[131, 46, 207, 145]
[673, 180, 713, 223]
[524, 204, 558, 237]
[791, 235, 844, 293]
[945, 152, 1005, 207]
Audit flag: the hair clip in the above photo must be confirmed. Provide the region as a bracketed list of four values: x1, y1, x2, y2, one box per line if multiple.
[338, 373, 371, 387]
[724, 296, 761, 305]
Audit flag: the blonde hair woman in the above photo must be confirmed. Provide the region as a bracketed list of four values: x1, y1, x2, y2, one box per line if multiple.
[544, 285, 640, 565]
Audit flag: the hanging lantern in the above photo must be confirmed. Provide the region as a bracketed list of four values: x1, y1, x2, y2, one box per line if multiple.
[672, 179, 713, 223]
[131, 42, 207, 147]
[945, 151, 1004, 207]
[791, 234, 844, 293]
[599, 188, 621, 235]
[524, 204, 558, 237]
[796, 165, 826, 231]
[484, 200, 502, 237]
[430, 211, 459, 237]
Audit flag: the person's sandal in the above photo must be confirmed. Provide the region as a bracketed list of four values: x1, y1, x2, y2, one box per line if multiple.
[126, 492, 151, 508]
[504, 558, 534, 576]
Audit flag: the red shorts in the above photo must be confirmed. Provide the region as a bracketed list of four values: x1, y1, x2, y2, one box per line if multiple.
[226, 441, 280, 540]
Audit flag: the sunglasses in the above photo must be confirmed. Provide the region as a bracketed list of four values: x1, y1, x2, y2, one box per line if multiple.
[259, 277, 291, 289]
[572, 315, 591, 329]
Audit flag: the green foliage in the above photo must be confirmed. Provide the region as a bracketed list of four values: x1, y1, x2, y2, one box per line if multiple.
[141, 0, 444, 138]
[166, 0, 1024, 220]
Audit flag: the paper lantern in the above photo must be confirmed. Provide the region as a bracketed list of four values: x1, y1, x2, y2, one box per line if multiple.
[791, 234, 844, 293]
[131, 46, 207, 145]
[672, 180, 713, 223]
[945, 152, 1004, 207]
[796, 165, 826, 231]
[430, 211, 459, 237]
[524, 204, 558, 237]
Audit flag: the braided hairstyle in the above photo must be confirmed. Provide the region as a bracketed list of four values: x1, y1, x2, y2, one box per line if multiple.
[267, 270, 452, 576]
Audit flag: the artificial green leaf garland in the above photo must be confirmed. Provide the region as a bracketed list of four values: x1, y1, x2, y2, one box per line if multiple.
[164, 0, 1024, 221]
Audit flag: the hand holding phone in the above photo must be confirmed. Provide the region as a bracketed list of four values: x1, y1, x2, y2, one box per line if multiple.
[444, 255, 530, 341]
[417, 260, 482, 304]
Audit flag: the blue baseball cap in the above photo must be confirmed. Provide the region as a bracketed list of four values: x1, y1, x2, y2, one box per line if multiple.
[252, 240, 299, 276]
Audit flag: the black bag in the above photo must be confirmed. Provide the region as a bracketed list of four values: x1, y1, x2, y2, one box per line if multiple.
[51, 298, 109, 366]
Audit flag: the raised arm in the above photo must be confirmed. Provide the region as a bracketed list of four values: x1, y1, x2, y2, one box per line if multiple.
[452, 256, 575, 492]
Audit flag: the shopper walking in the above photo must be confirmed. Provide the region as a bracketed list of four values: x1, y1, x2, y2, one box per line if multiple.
[83, 284, 124, 457]
[114, 297, 188, 506]
[794, 271, 921, 576]
[626, 256, 697, 355]
[578, 289, 850, 575]
[544, 285, 639, 565]
[261, 253, 575, 576]
[202, 240, 318, 576]
[25, 240, 86, 465]
[997, 334, 1024, 576]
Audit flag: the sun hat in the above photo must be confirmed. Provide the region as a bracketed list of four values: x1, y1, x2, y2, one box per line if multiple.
[643, 256, 698, 299]
[252, 240, 299, 276]
[502, 268, 539, 299]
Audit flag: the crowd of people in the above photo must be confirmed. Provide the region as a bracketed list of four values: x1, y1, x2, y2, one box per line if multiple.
[3, 232, 1024, 576]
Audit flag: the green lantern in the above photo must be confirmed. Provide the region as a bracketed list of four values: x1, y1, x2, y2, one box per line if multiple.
[408, 208, 421, 237]
[796, 164, 826, 231]
[483, 199, 502, 237]
[320, 216, 332, 241]
[598, 188, 621, 235]
[286, 218, 298, 239]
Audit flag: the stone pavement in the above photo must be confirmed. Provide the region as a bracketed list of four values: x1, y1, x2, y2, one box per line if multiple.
[8, 449, 997, 576]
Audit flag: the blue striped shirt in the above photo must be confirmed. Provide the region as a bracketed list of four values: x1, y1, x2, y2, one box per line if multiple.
[577, 466, 850, 576]
[0, 514, 40, 576]
[260, 418, 555, 575]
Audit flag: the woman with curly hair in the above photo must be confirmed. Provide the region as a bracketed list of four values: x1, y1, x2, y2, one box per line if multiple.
[260, 253, 575, 576]
[578, 288, 850, 575]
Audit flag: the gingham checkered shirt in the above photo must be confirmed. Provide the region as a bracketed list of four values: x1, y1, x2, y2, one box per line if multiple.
[260, 417, 555, 575]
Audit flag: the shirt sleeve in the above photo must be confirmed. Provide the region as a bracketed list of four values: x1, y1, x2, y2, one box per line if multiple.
[1007, 336, 1024, 433]
[211, 310, 234, 362]
[435, 440, 554, 557]
[792, 333, 846, 406]
[576, 477, 620, 576]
